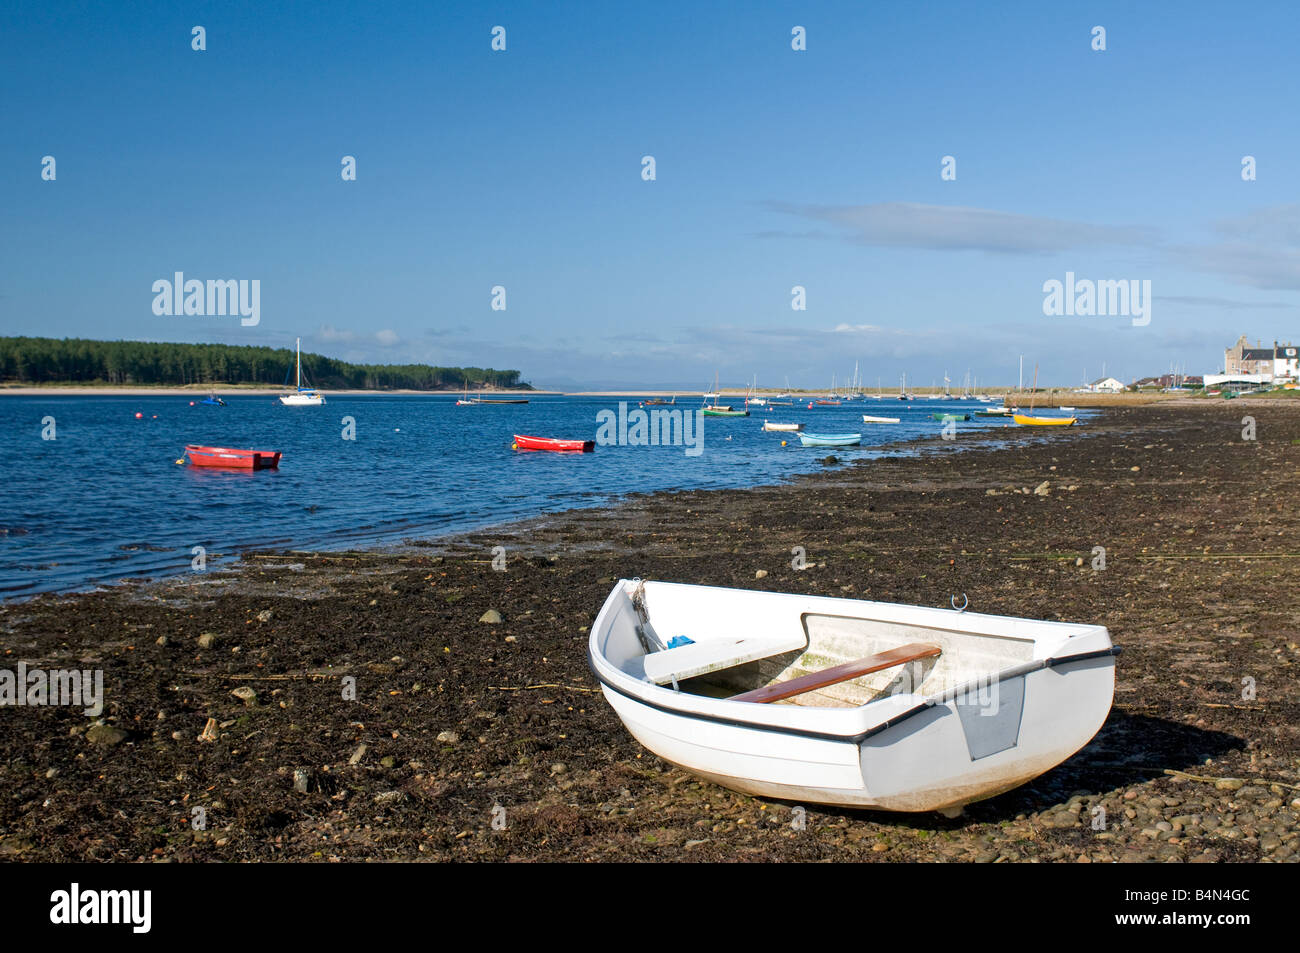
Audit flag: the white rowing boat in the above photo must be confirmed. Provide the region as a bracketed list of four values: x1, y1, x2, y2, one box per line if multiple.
[589, 580, 1116, 815]
[862, 414, 900, 424]
[762, 420, 804, 432]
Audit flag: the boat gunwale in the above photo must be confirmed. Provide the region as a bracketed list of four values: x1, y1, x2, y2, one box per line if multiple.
[588, 643, 1120, 744]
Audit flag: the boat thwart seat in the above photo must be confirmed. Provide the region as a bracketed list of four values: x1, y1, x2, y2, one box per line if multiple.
[731, 641, 941, 704]
[642, 632, 808, 686]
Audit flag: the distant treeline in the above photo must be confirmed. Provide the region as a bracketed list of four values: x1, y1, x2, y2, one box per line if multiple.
[0, 337, 530, 391]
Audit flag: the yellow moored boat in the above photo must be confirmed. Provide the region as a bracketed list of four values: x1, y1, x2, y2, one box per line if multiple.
[1013, 413, 1076, 426]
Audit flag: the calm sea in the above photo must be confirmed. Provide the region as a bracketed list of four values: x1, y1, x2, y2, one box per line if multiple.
[0, 394, 1078, 597]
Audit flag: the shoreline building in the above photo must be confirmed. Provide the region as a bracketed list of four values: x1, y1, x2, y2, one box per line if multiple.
[1085, 376, 1125, 393]
[1223, 336, 1299, 381]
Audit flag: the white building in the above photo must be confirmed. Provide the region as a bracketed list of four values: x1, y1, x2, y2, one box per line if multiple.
[1087, 377, 1125, 393]
[1223, 336, 1299, 382]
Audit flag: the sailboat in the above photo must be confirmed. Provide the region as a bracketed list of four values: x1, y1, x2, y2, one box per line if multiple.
[279, 338, 325, 406]
[1013, 365, 1076, 426]
[703, 372, 747, 416]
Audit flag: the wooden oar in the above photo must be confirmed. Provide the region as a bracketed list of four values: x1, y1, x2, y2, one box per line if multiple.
[731, 642, 941, 704]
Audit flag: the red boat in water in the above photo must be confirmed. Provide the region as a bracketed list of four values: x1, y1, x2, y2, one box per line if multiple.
[185, 445, 282, 469]
[512, 434, 594, 453]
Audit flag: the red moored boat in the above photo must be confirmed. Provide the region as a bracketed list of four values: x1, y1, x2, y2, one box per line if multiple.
[512, 434, 594, 453]
[185, 445, 282, 469]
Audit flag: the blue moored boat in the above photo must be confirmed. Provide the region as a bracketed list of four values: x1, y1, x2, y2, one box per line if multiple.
[798, 432, 861, 447]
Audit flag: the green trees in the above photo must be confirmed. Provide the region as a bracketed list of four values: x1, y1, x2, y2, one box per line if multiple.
[0, 337, 529, 391]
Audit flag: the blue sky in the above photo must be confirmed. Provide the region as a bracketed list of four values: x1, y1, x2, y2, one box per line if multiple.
[4, 0, 1299, 389]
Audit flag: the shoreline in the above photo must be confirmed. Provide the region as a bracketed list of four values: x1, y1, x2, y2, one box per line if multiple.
[2, 402, 1298, 862]
[2, 412, 1087, 603]
[0, 385, 548, 397]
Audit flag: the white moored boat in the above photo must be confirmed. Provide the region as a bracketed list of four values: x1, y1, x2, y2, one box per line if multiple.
[862, 414, 900, 424]
[278, 337, 325, 406]
[589, 580, 1117, 815]
[762, 420, 804, 432]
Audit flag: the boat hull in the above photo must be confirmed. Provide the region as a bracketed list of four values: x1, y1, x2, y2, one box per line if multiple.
[513, 434, 594, 452]
[279, 394, 324, 406]
[589, 580, 1116, 813]
[799, 432, 861, 447]
[703, 408, 749, 417]
[185, 445, 281, 469]
[1013, 414, 1076, 426]
[600, 658, 1112, 811]
[762, 421, 803, 431]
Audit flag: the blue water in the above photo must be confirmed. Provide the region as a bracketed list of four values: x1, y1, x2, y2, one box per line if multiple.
[0, 394, 1080, 597]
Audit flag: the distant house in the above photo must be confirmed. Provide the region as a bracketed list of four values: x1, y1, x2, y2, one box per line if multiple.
[1224, 336, 1299, 381]
[1136, 373, 1202, 390]
[1088, 377, 1125, 393]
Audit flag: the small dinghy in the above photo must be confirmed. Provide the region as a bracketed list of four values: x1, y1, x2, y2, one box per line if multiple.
[184, 445, 281, 469]
[512, 434, 594, 453]
[1013, 414, 1076, 426]
[589, 580, 1116, 814]
[798, 432, 861, 447]
[762, 420, 804, 432]
[930, 413, 971, 422]
[862, 415, 900, 424]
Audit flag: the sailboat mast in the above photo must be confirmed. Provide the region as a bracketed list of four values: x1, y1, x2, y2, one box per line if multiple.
[296, 337, 302, 389]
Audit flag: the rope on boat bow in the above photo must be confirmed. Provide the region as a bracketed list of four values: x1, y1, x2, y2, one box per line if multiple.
[630, 578, 649, 623]
[630, 578, 659, 654]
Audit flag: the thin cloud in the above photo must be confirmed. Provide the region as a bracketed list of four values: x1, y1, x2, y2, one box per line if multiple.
[1212, 204, 1300, 244]
[1159, 294, 1289, 310]
[1170, 242, 1300, 292]
[764, 201, 1158, 254]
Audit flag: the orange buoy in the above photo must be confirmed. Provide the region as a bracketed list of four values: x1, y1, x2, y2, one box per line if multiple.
[134, 412, 143, 419]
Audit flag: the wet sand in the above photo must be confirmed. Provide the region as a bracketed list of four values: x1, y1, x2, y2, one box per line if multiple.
[1, 402, 1297, 862]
